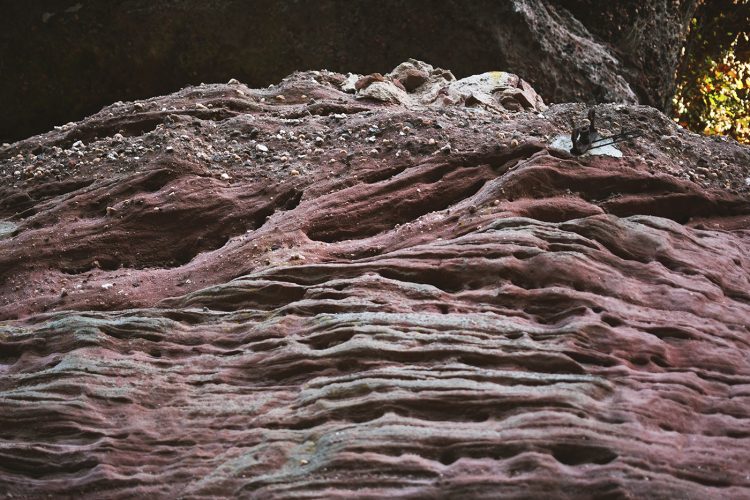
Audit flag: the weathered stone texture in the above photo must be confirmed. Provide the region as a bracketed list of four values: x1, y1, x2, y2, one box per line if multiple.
[0, 62, 749, 498]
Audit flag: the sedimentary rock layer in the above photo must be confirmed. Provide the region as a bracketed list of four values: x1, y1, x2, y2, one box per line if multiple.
[1, 62, 749, 498]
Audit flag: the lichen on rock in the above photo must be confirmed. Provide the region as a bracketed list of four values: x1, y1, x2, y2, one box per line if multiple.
[350, 60, 547, 114]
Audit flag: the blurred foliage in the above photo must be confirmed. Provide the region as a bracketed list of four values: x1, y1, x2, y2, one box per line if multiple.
[673, 0, 750, 143]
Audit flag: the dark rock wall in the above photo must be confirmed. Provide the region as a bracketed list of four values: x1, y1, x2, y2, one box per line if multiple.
[550, 0, 699, 109]
[0, 0, 697, 142]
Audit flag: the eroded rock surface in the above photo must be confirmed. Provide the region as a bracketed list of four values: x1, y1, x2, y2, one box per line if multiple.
[1, 62, 749, 498]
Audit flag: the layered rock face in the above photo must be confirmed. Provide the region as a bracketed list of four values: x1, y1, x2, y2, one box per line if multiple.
[1, 62, 749, 498]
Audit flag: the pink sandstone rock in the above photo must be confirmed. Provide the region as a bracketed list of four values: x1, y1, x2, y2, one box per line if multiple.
[0, 62, 749, 498]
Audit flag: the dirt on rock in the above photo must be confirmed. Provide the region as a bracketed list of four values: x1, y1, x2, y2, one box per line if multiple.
[0, 61, 749, 498]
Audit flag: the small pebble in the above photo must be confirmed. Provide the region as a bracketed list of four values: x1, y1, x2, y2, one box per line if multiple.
[256, 144, 269, 152]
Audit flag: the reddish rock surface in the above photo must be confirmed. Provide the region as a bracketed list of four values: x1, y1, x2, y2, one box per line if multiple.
[1, 62, 749, 498]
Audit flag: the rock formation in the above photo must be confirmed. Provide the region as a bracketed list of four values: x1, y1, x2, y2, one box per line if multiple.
[0, 0, 697, 142]
[1, 61, 749, 498]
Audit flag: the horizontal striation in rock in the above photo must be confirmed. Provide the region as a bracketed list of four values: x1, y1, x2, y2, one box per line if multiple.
[0, 62, 749, 498]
